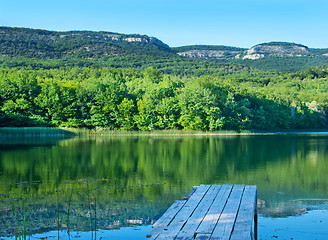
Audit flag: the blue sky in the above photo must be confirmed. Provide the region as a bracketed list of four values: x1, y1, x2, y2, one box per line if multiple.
[1, 0, 327, 48]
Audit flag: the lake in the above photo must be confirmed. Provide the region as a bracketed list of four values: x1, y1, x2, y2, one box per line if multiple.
[1, 133, 328, 239]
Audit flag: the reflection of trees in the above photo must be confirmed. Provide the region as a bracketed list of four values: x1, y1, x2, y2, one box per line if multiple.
[2, 135, 328, 198]
[1, 135, 287, 193]
[231, 136, 328, 200]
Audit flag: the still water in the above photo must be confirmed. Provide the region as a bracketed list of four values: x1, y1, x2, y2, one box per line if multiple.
[1, 134, 328, 239]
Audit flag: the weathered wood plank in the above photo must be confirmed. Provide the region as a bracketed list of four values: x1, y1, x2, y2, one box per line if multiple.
[230, 185, 257, 240]
[176, 185, 222, 240]
[146, 200, 186, 238]
[254, 205, 258, 240]
[146, 184, 257, 240]
[184, 188, 197, 200]
[209, 185, 245, 240]
[147, 233, 159, 240]
[155, 185, 212, 240]
[195, 184, 233, 235]
[152, 200, 187, 229]
[194, 234, 211, 240]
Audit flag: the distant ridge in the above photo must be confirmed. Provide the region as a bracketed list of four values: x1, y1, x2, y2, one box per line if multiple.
[0, 26, 172, 59]
[174, 42, 328, 72]
[174, 42, 328, 60]
[173, 45, 245, 60]
[239, 42, 312, 60]
[1, 27, 328, 72]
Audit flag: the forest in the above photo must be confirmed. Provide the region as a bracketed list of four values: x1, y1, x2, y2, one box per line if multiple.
[1, 27, 328, 131]
[1, 65, 327, 131]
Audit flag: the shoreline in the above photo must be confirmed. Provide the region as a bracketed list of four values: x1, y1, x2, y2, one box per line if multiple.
[1, 127, 328, 138]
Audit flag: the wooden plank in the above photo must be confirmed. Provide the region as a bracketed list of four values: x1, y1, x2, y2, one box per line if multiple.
[230, 185, 257, 240]
[184, 188, 197, 200]
[195, 184, 233, 235]
[146, 200, 186, 238]
[209, 185, 245, 240]
[152, 200, 187, 229]
[147, 184, 257, 240]
[194, 234, 211, 240]
[147, 233, 159, 240]
[155, 185, 212, 240]
[254, 204, 258, 240]
[176, 185, 222, 240]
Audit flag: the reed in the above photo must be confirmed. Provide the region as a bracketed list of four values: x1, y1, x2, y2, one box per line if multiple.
[22, 200, 26, 240]
[94, 198, 97, 240]
[12, 199, 28, 240]
[0, 127, 75, 137]
[73, 128, 242, 136]
[67, 200, 71, 239]
[28, 213, 31, 240]
[12, 201, 17, 240]
[57, 193, 60, 240]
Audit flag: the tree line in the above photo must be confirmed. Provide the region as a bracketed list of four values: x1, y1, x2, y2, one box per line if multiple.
[1, 66, 327, 130]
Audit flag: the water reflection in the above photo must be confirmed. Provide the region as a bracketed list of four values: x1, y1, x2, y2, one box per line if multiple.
[0, 134, 328, 238]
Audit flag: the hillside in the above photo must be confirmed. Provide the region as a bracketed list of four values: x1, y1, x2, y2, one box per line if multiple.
[1, 27, 328, 72]
[174, 42, 328, 60]
[174, 42, 328, 72]
[173, 45, 245, 60]
[238, 42, 313, 60]
[0, 27, 251, 75]
[0, 27, 171, 58]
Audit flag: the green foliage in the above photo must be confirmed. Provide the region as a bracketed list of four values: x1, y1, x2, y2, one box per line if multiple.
[0, 65, 327, 131]
[0, 111, 51, 127]
[117, 98, 136, 130]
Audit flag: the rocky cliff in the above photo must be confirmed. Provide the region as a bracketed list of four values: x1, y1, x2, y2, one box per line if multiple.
[0, 27, 171, 59]
[175, 42, 327, 61]
[239, 42, 313, 60]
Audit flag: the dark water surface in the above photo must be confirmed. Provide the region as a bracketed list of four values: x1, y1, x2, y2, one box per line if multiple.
[1, 134, 328, 239]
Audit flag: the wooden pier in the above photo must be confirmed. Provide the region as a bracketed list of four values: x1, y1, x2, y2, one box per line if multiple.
[147, 184, 257, 240]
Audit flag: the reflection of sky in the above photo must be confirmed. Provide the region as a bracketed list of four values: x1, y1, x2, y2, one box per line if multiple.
[2, 211, 328, 240]
[3, 226, 153, 240]
[259, 197, 328, 239]
[259, 198, 328, 218]
[4, 210, 327, 240]
[293, 199, 328, 210]
[260, 210, 328, 240]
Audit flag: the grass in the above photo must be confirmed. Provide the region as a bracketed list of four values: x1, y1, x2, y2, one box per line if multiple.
[0, 127, 76, 137]
[69, 127, 328, 136]
[71, 128, 247, 136]
[2, 127, 327, 138]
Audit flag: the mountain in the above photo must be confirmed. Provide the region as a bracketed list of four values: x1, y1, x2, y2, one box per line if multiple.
[238, 42, 313, 60]
[0, 26, 171, 59]
[173, 45, 246, 60]
[174, 42, 328, 60]
[0, 27, 251, 75]
[174, 42, 328, 72]
[1, 27, 328, 72]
